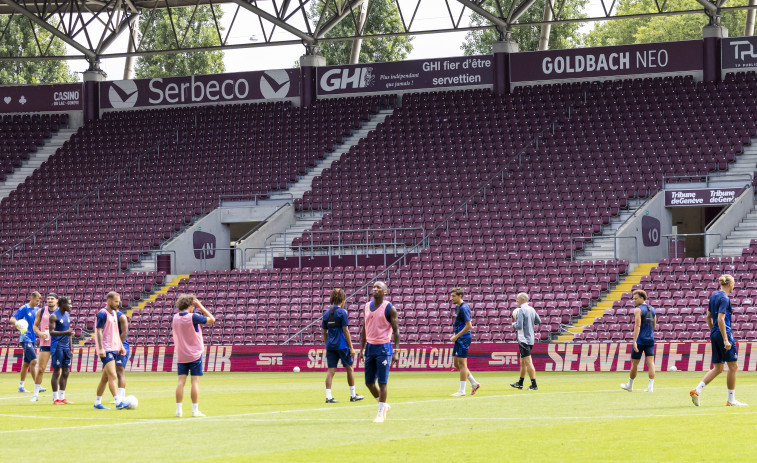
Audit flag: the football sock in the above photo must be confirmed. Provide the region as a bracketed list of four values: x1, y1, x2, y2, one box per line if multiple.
[728, 389, 735, 402]
[326, 389, 333, 400]
[192, 403, 199, 413]
[648, 379, 654, 389]
[378, 402, 386, 415]
[34, 384, 41, 395]
[696, 381, 706, 394]
[468, 374, 478, 386]
[531, 379, 537, 387]
[19, 381, 24, 388]
[349, 386, 356, 396]
[95, 396, 102, 405]
[518, 377, 524, 385]
[118, 388, 125, 401]
[60, 390, 65, 400]
[459, 381, 466, 393]
[627, 378, 634, 388]
[176, 404, 182, 414]
[53, 391, 59, 401]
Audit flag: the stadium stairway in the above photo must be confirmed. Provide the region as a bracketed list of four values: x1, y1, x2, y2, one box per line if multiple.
[574, 198, 647, 261]
[556, 263, 658, 341]
[244, 212, 326, 269]
[712, 204, 757, 257]
[0, 127, 77, 201]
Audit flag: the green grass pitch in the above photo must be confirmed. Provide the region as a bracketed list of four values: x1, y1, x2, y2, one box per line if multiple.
[1, 371, 755, 462]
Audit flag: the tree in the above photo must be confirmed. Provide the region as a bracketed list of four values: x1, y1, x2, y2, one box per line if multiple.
[585, 0, 747, 47]
[309, 0, 413, 65]
[461, 0, 588, 55]
[0, 17, 77, 84]
[135, 6, 225, 79]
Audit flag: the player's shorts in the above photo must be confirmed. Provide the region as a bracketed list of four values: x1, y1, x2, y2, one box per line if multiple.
[364, 343, 392, 385]
[631, 343, 655, 360]
[21, 341, 37, 363]
[52, 345, 71, 369]
[518, 342, 533, 358]
[39, 346, 51, 353]
[177, 356, 203, 376]
[100, 351, 118, 366]
[115, 344, 130, 368]
[326, 348, 353, 368]
[453, 337, 471, 358]
[711, 332, 738, 364]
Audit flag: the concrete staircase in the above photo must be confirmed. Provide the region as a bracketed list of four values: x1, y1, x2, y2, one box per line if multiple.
[0, 128, 76, 200]
[573, 198, 646, 261]
[711, 204, 757, 257]
[281, 109, 393, 201]
[556, 263, 657, 342]
[710, 144, 757, 184]
[244, 213, 325, 269]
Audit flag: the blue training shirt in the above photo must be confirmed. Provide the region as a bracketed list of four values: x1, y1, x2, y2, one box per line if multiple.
[50, 309, 71, 350]
[709, 290, 732, 337]
[454, 302, 472, 340]
[637, 304, 655, 344]
[321, 306, 349, 350]
[13, 304, 38, 344]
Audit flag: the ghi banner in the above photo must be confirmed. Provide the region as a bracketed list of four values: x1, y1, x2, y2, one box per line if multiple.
[2, 342, 756, 372]
[100, 68, 300, 110]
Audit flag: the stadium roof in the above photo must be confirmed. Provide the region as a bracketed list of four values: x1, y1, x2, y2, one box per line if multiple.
[0, 0, 741, 63]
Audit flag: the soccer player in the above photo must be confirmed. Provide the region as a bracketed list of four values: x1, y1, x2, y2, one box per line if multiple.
[30, 293, 57, 401]
[510, 292, 541, 391]
[113, 309, 130, 404]
[620, 289, 657, 392]
[449, 287, 480, 397]
[690, 274, 747, 406]
[93, 292, 127, 410]
[10, 291, 42, 393]
[172, 294, 215, 417]
[322, 288, 364, 403]
[359, 281, 400, 423]
[49, 296, 74, 404]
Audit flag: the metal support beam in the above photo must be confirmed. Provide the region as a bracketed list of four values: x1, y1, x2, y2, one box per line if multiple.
[98, 12, 139, 54]
[456, 0, 507, 28]
[693, 0, 719, 14]
[316, 0, 368, 38]
[1, 0, 97, 58]
[509, 0, 539, 24]
[229, 0, 314, 44]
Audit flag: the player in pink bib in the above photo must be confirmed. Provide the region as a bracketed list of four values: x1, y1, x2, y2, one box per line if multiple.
[29, 293, 57, 402]
[93, 292, 127, 410]
[359, 281, 400, 423]
[172, 294, 215, 417]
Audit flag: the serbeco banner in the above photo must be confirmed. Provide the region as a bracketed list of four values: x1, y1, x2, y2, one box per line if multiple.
[99, 68, 300, 109]
[0, 83, 82, 113]
[510, 41, 703, 83]
[3, 342, 756, 372]
[665, 187, 746, 206]
[316, 55, 494, 96]
[722, 36, 757, 70]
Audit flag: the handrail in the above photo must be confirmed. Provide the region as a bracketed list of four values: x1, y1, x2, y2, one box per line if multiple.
[242, 242, 419, 269]
[570, 235, 638, 263]
[218, 192, 294, 206]
[662, 233, 722, 258]
[192, 247, 244, 270]
[1, 134, 164, 262]
[283, 227, 426, 249]
[235, 202, 292, 244]
[614, 194, 657, 236]
[663, 173, 753, 188]
[284, 90, 591, 344]
[117, 249, 177, 274]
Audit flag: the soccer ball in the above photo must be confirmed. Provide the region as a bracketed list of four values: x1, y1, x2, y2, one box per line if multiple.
[669, 366, 678, 372]
[125, 395, 138, 409]
[15, 319, 28, 334]
[512, 308, 520, 321]
[293, 367, 301, 373]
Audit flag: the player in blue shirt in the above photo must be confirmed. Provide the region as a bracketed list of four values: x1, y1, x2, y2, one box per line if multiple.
[691, 275, 747, 406]
[449, 288, 480, 397]
[49, 296, 74, 404]
[620, 290, 657, 392]
[321, 288, 363, 404]
[9, 291, 42, 393]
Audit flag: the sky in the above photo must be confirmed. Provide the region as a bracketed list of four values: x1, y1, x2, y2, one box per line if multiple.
[64, 0, 607, 81]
